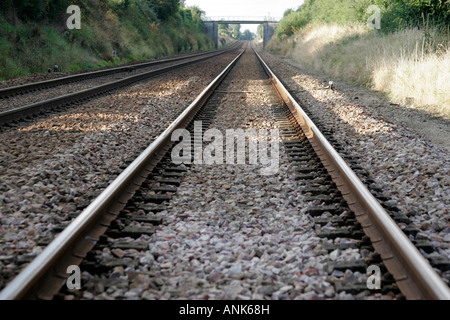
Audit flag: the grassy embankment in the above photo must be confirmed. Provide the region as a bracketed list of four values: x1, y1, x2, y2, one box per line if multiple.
[267, 1, 450, 119]
[0, 1, 215, 81]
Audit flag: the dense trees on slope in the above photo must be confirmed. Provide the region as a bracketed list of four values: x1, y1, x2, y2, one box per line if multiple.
[239, 29, 253, 40]
[0, 0, 200, 24]
[0, 1, 214, 79]
[276, 0, 450, 37]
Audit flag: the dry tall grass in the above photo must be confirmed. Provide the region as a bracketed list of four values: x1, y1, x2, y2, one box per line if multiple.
[267, 23, 450, 119]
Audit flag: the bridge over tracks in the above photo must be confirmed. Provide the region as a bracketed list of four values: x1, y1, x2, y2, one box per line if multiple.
[203, 16, 280, 48]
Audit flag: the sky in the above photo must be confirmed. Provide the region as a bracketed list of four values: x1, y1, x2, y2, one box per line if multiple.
[184, 0, 304, 33]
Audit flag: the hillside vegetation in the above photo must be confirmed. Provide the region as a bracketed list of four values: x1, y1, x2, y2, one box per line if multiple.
[0, 0, 214, 80]
[267, 0, 450, 119]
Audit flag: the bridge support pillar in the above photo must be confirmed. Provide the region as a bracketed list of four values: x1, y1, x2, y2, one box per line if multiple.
[205, 22, 219, 49]
[263, 22, 276, 49]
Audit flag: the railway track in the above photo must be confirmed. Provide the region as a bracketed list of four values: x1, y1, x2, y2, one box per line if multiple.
[0, 42, 242, 126]
[0, 42, 449, 300]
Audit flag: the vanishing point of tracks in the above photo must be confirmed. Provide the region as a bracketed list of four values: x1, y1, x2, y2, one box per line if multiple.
[0, 42, 449, 300]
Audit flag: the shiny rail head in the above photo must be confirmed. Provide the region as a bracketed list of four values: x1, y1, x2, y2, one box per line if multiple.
[0, 45, 243, 127]
[252, 47, 450, 300]
[0, 43, 242, 99]
[0, 48, 246, 301]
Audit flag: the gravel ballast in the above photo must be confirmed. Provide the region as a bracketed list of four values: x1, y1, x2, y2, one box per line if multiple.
[0, 51, 239, 291]
[1, 44, 448, 299]
[258, 49, 449, 282]
[70, 48, 399, 300]
[0, 55, 225, 113]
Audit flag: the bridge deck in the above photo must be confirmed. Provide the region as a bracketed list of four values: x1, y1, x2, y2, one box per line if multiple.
[205, 21, 278, 24]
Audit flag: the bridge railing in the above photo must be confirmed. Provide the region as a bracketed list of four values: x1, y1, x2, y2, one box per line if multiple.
[203, 16, 281, 22]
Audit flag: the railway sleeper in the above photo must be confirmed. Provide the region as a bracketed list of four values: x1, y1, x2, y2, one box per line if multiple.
[401, 225, 421, 237]
[316, 228, 365, 240]
[142, 194, 172, 203]
[321, 242, 358, 252]
[306, 205, 342, 217]
[151, 185, 178, 193]
[130, 202, 166, 213]
[111, 241, 150, 251]
[294, 166, 327, 174]
[334, 281, 399, 296]
[333, 268, 399, 297]
[428, 257, 450, 272]
[304, 194, 341, 205]
[284, 146, 310, 153]
[124, 214, 162, 225]
[156, 178, 182, 186]
[295, 173, 332, 182]
[282, 140, 309, 147]
[412, 240, 435, 253]
[158, 166, 187, 173]
[285, 151, 310, 157]
[93, 235, 150, 251]
[105, 225, 155, 239]
[159, 171, 185, 178]
[302, 186, 337, 196]
[314, 216, 356, 226]
[389, 212, 411, 224]
[326, 260, 368, 274]
[292, 159, 326, 167]
[81, 257, 139, 275]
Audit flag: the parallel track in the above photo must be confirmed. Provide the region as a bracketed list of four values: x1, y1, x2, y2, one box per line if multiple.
[0, 45, 240, 99]
[0, 42, 241, 126]
[0, 43, 448, 300]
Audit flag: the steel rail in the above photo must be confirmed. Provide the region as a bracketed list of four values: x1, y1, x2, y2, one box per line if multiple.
[0, 47, 246, 300]
[253, 47, 450, 300]
[0, 42, 241, 99]
[0, 43, 242, 126]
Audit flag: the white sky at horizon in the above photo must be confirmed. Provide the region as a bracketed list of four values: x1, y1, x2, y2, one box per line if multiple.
[184, 0, 304, 33]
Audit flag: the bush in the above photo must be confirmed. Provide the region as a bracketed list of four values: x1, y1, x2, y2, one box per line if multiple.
[0, 0, 214, 80]
[274, 0, 450, 38]
[276, 11, 308, 38]
[379, 0, 450, 31]
[268, 22, 450, 118]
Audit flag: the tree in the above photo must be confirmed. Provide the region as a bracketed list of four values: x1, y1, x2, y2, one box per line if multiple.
[229, 24, 240, 38]
[275, 0, 450, 37]
[9, 0, 46, 21]
[154, 0, 180, 21]
[46, 0, 72, 22]
[3, 0, 75, 22]
[239, 29, 253, 40]
[283, 8, 294, 17]
[257, 24, 264, 39]
[218, 23, 229, 36]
